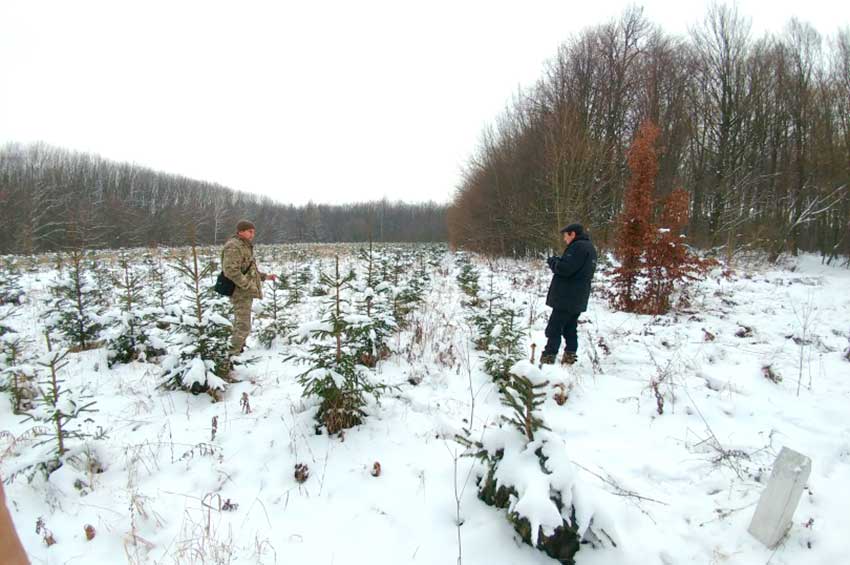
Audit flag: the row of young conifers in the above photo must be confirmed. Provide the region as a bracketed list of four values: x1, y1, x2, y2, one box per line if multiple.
[0, 219, 711, 563]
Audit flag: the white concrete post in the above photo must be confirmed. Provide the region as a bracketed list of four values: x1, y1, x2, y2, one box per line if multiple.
[747, 446, 812, 548]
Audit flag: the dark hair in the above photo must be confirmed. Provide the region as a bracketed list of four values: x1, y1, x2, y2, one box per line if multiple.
[560, 223, 584, 236]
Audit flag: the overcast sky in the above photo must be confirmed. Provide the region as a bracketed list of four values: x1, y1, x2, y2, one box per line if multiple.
[1, 1, 847, 206]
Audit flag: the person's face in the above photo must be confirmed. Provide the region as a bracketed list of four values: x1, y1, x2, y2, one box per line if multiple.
[563, 231, 576, 245]
[239, 228, 256, 241]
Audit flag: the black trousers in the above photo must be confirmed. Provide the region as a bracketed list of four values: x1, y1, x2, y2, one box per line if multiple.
[544, 309, 580, 356]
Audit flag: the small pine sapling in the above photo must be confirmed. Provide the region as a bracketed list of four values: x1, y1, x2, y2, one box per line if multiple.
[106, 252, 165, 366]
[42, 249, 105, 351]
[257, 273, 296, 348]
[160, 242, 232, 397]
[468, 273, 503, 351]
[86, 250, 113, 309]
[144, 247, 171, 313]
[457, 361, 591, 563]
[287, 265, 311, 305]
[23, 337, 97, 459]
[351, 286, 396, 368]
[1, 325, 37, 414]
[483, 307, 525, 383]
[390, 282, 421, 330]
[456, 255, 481, 306]
[0, 257, 25, 305]
[289, 256, 389, 434]
[498, 368, 551, 442]
[349, 243, 397, 366]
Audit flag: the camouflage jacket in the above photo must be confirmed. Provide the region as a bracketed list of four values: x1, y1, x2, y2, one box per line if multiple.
[222, 235, 267, 300]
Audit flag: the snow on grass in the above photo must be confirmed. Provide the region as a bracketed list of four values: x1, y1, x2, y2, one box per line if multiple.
[0, 247, 848, 564]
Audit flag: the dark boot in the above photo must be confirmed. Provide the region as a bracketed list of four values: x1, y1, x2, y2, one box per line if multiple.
[540, 353, 556, 365]
[561, 351, 577, 365]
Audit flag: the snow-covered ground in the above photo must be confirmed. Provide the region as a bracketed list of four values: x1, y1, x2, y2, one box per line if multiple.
[1, 246, 849, 565]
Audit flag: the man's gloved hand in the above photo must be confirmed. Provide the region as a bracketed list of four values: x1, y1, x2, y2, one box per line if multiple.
[547, 256, 558, 270]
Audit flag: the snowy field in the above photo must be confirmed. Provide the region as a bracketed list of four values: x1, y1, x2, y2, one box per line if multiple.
[1, 244, 849, 565]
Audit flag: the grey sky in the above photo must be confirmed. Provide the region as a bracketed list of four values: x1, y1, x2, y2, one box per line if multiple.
[1, 1, 846, 206]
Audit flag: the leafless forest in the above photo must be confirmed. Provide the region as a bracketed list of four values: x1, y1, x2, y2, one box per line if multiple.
[0, 143, 447, 253]
[448, 6, 850, 262]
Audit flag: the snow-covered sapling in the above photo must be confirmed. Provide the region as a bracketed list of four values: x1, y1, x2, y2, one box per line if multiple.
[482, 306, 525, 383]
[42, 249, 105, 351]
[0, 257, 25, 305]
[456, 255, 481, 306]
[23, 340, 97, 459]
[351, 285, 396, 368]
[86, 250, 114, 309]
[289, 256, 389, 434]
[1, 326, 37, 414]
[457, 361, 598, 563]
[144, 247, 172, 313]
[160, 243, 232, 397]
[286, 255, 312, 306]
[468, 278, 503, 352]
[257, 273, 297, 348]
[350, 244, 397, 366]
[106, 252, 165, 367]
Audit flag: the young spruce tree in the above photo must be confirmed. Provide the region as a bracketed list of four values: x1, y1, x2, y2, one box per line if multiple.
[106, 252, 165, 367]
[290, 256, 389, 434]
[43, 249, 105, 351]
[257, 273, 296, 348]
[0, 258, 25, 305]
[23, 335, 97, 460]
[160, 241, 232, 397]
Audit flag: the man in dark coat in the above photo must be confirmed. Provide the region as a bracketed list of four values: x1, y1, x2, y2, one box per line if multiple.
[541, 223, 597, 365]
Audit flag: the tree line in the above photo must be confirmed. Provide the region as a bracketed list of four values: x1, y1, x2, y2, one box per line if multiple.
[0, 142, 447, 253]
[448, 5, 850, 262]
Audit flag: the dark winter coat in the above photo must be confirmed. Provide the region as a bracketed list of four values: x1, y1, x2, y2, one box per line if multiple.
[546, 234, 597, 312]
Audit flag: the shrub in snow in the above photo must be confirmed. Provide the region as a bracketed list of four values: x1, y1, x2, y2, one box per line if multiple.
[390, 282, 421, 329]
[106, 253, 165, 367]
[144, 247, 172, 313]
[482, 306, 525, 383]
[287, 264, 311, 305]
[160, 243, 231, 397]
[2, 364, 38, 415]
[352, 286, 396, 367]
[455, 254, 481, 306]
[346, 245, 397, 366]
[257, 274, 296, 348]
[424, 243, 447, 269]
[86, 250, 114, 308]
[289, 256, 390, 434]
[358, 243, 381, 290]
[1, 326, 37, 414]
[22, 346, 97, 459]
[460, 361, 616, 563]
[467, 282, 504, 351]
[0, 257, 25, 305]
[42, 249, 105, 351]
[364, 248, 424, 330]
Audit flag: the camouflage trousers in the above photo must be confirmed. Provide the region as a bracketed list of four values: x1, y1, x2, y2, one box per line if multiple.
[230, 295, 253, 354]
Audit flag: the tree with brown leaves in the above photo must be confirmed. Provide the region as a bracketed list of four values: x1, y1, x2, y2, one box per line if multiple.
[610, 121, 658, 313]
[611, 123, 711, 314]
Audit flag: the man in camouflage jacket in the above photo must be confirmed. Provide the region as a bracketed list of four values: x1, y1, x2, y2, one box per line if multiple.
[222, 220, 276, 354]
